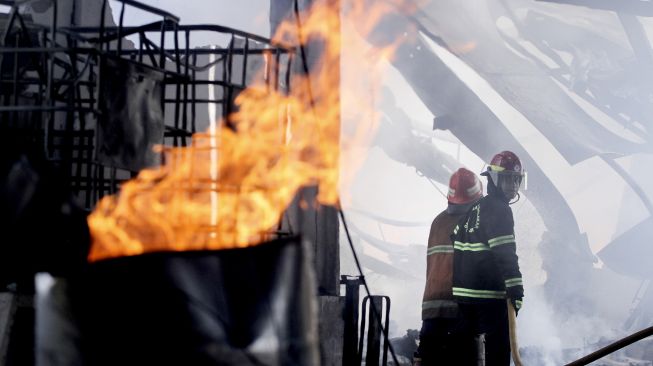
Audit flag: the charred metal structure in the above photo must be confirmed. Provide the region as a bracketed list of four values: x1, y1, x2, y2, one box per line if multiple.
[359, 0, 653, 363]
[0, 0, 293, 210]
[0, 1, 330, 365]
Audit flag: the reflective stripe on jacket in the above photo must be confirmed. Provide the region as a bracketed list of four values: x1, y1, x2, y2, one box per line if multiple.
[452, 194, 524, 304]
[421, 210, 465, 320]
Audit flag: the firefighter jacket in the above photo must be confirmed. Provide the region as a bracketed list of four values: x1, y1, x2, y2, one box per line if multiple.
[421, 208, 466, 320]
[451, 193, 524, 307]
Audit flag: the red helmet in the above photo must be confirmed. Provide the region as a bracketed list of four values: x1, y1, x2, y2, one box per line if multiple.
[489, 151, 523, 174]
[482, 151, 526, 188]
[447, 168, 483, 204]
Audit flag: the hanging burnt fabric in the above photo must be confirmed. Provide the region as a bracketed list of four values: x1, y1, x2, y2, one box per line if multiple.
[37, 236, 319, 366]
[97, 57, 164, 171]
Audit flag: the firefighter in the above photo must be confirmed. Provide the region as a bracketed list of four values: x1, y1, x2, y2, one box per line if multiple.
[414, 168, 482, 366]
[452, 151, 525, 366]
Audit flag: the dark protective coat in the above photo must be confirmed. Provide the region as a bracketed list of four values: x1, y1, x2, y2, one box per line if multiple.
[418, 204, 478, 366]
[421, 209, 464, 320]
[451, 191, 524, 306]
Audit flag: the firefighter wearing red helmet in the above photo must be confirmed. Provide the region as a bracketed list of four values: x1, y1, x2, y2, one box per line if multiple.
[484, 150, 525, 203]
[414, 168, 482, 366]
[451, 151, 525, 366]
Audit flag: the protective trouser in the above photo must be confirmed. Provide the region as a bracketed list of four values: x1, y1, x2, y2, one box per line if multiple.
[458, 302, 510, 366]
[416, 317, 476, 365]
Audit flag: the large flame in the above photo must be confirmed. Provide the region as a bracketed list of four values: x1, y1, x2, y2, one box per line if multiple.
[88, 0, 410, 261]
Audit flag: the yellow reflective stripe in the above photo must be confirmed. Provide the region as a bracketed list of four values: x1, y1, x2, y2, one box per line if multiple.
[453, 225, 459, 235]
[505, 278, 523, 287]
[453, 287, 506, 296]
[515, 300, 523, 309]
[488, 234, 514, 243]
[453, 241, 489, 251]
[428, 245, 454, 255]
[452, 287, 506, 299]
[488, 235, 515, 248]
[489, 240, 514, 248]
[488, 234, 514, 244]
[490, 164, 506, 172]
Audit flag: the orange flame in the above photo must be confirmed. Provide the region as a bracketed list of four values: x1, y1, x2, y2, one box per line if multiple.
[88, 0, 411, 261]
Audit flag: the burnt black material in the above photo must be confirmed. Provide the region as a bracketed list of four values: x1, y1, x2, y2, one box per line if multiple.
[0, 152, 90, 289]
[97, 56, 164, 171]
[5, 296, 35, 366]
[68, 236, 315, 366]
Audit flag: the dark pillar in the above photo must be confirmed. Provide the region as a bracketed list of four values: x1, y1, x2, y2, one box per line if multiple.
[269, 0, 341, 297]
[341, 275, 363, 365]
[0, 292, 17, 364]
[364, 297, 383, 366]
[270, 2, 343, 365]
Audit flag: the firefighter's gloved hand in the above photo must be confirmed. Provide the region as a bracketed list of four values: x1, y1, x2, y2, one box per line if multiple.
[510, 298, 522, 316]
[506, 285, 523, 316]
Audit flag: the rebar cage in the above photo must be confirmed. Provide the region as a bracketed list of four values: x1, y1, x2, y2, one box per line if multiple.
[0, 0, 294, 210]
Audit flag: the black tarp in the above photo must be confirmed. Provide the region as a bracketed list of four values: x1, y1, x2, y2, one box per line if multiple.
[37, 237, 319, 366]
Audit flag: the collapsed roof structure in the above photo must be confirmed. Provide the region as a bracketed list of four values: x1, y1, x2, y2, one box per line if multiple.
[358, 0, 653, 333]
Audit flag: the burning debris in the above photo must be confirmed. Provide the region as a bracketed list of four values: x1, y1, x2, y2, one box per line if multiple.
[87, 0, 407, 261]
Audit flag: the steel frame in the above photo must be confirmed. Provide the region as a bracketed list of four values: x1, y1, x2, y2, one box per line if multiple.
[0, 0, 294, 210]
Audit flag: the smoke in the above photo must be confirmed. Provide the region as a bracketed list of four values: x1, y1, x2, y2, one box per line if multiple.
[340, 1, 653, 363]
[517, 287, 564, 366]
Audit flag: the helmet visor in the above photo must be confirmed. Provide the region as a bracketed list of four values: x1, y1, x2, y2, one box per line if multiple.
[483, 165, 527, 192]
[498, 170, 527, 192]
